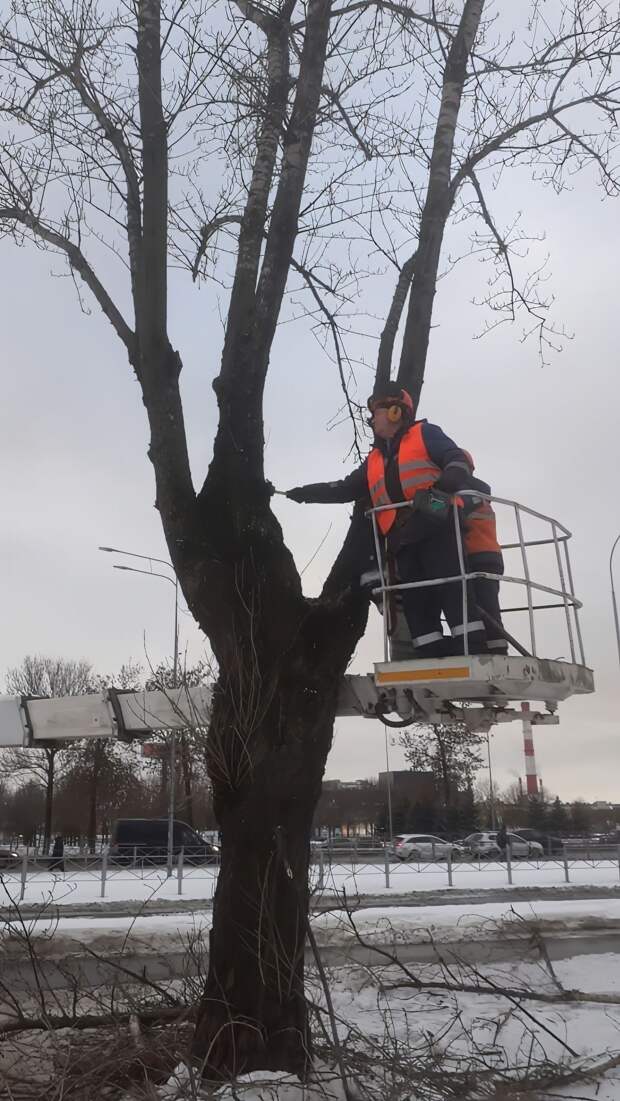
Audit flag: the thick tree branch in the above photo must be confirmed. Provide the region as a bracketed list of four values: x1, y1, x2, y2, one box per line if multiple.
[255, 0, 333, 348]
[450, 88, 620, 197]
[70, 71, 143, 279]
[0, 205, 136, 358]
[137, 0, 168, 350]
[397, 0, 485, 403]
[191, 214, 243, 281]
[375, 250, 416, 389]
[218, 0, 297, 363]
[134, 0, 195, 522]
[293, 0, 453, 35]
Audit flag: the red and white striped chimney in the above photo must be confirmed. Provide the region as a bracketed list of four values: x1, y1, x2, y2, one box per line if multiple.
[521, 702, 539, 797]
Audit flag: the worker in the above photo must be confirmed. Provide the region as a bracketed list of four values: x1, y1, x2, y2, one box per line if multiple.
[462, 452, 508, 655]
[286, 383, 486, 658]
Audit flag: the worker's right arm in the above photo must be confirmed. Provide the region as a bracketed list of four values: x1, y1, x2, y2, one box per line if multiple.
[286, 462, 368, 504]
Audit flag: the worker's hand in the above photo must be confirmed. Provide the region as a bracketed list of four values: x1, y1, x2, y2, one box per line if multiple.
[265, 480, 276, 497]
[435, 465, 469, 494]
[286, 487, 307, 503]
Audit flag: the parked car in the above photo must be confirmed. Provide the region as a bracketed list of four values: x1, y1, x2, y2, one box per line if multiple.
[598, 832, 620, 846]
[390, 834, 461, 861]
[512, 828, 565, 854]
[0, 846, 19, 869]
[109, 818, 218, 865]
[462, 831, 543, 858]
[462, 832, 501, 858]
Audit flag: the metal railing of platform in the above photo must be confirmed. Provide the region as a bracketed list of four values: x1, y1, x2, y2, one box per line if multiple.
[368, 491, 586, 665]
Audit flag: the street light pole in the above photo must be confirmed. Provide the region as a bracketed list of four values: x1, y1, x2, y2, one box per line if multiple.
[486, 730, 497, 830]
[100, 547, 180, 877]
[170, 573, 179, 877]
[383, 725, 394, 841]
[610, 534, 620, 671]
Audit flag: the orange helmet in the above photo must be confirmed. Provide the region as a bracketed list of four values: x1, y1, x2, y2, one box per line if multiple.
[462, 450, 475, 471]
[367, 384, 414, 415]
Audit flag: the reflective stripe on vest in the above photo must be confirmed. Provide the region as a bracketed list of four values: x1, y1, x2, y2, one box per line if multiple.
[367, 424, 441, 536]
[464, 498, 501, 556]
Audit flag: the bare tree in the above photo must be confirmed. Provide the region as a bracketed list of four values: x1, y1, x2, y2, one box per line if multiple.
[1, 0, 620, 1079]
[3, 656, 95, 850]
[144, 659, 212, 829]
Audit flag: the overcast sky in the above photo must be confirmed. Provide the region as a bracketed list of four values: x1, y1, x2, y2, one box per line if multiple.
[1, 131, 619, 800]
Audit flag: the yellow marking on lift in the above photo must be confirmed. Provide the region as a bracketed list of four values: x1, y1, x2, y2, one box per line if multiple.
[376, 666, 471, 684]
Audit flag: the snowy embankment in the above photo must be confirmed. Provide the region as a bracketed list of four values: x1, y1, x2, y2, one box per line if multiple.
[3, 897, 620, 1099]
[2, 857, 620, 910]
[2, 896, 620, 960]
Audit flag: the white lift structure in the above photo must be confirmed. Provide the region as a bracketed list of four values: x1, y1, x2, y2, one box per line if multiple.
[0, 494, 594, 747]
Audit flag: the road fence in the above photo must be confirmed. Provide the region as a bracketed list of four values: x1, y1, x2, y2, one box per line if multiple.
[2, 843, 620, 902]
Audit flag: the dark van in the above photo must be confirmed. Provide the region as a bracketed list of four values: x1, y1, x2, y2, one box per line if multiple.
[109, 818, 218, 865]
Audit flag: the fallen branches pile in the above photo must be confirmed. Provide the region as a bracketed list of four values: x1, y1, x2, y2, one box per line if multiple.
[2, 896, 620, 1099]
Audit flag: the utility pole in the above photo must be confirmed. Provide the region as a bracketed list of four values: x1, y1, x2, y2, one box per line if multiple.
[100, 546, 179, 876]
[486, 730, 497, 830]
[383, 725, 394, 840]
[610, 534, 620, 671]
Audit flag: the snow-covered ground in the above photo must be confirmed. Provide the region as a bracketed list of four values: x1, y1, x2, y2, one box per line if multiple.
[0, 895, 616, 947]
[157, 945, 620, 1100]
[2, 857, 620, 909]
[4, 896, 620, 1099]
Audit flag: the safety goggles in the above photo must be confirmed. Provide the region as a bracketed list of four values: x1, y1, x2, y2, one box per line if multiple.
[367, 400, 399, 426]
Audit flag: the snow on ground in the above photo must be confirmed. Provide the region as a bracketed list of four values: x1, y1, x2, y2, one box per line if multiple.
[4, 890, 620, 1099]
[2, 857, 620, 909]
[313, 896, 620, 945]
[319, 955, 620, 1101]
[2, 897, 620, 956]
[147, 954, 620, 1100]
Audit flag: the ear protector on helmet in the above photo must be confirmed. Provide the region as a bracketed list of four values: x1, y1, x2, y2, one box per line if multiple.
[367, 401, 405, 426]
[367, 387, 415, 425]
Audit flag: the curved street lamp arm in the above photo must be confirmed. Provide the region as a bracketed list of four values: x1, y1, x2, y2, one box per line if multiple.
[609, 534, 620, 670]
[99, 545, 173, 571]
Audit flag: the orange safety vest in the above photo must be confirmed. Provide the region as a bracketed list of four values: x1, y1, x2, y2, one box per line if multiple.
[464, 496, 501, 556]
[366, 423, 441, 536]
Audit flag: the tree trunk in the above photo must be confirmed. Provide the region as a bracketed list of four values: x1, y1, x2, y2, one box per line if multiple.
[180, 733, 194, 827]
[88, 742, 101, 853]
[88, 773, 97, 854]
[192, 587, 366, 1077]
[436, 731, 452, 809]
[43, 748, 56, 852]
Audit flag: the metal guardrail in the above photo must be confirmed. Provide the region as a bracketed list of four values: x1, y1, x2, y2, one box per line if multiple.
[368, 491, 586, 665]
[2, 843, 620, 901]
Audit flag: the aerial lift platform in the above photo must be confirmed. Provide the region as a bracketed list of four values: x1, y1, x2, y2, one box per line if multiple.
[339, 492, 594, 733]
[0, 494, 594, 746]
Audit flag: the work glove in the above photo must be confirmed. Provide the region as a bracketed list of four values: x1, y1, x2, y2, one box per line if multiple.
[286, 487, 307, 503]
[434, 465, 469, 495]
